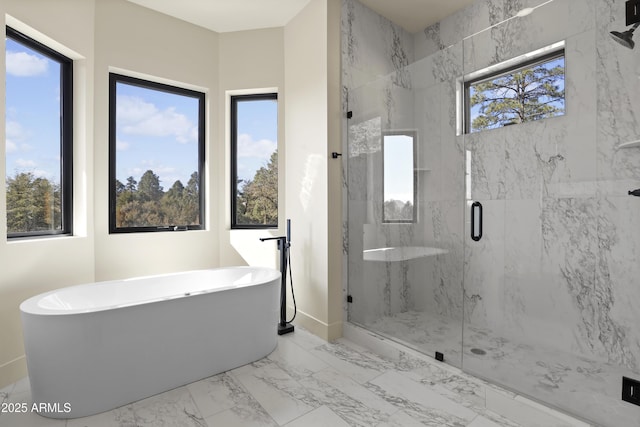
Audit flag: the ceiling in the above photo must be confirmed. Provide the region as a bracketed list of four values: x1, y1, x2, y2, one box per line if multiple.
[126, 0, 312, 33]
[358, 0, 475, 33]
[127, 0, 476, 34]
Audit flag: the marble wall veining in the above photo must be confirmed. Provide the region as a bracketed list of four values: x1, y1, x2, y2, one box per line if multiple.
[342, 0, 640, 426]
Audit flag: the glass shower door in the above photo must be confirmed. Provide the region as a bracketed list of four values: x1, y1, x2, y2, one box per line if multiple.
[460, 0, 578, 403]
[346, 42, 466, 367]
[460, 1, 640, 425]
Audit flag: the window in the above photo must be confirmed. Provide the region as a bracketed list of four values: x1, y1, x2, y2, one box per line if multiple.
[109, 73, 205, 233]
[465, 47, 565, 133]
[382, 131, 416, 223]
[5, 27, 73, 238]
[231, 93, 278, 229]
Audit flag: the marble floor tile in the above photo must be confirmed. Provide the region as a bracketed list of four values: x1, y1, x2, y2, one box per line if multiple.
[375, 409, 427, 427]
[367, 370, 478, 427]
[187, 372, 272, 424]
[65, 405, 136, 427]
[0, 411, 67, 427]
[265, 335, 329, 379]
[468, 415, 513, 427]
[131, 386, 205, 427]
[283, 406, 350, 427]
[296, 372, 389, 426]
[1, 326, 595, 427]
[309, 341, 392, 384]
[204, 406, 277, 427]
[0, 383, 13, 397]
[11, 377, 30, 395]
[0, 387, 66, 427]
[311, 367, 398, 417]
[231, 360, 316, 425]
[279, 328, 326, 351]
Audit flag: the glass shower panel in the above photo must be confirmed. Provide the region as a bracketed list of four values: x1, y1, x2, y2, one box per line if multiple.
[462, 0, 577, 404]
[346, 42, 466, 367]
[461, 1, 640, 425]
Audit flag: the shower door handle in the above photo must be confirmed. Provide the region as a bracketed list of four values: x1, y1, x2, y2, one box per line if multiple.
[471, 201, 483, 241]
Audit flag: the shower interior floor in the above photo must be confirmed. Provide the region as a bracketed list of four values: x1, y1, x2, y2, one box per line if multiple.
[355, 310, 639, 427]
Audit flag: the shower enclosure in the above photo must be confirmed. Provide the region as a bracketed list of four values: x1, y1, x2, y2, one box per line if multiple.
[343, 1, 640, 426]
[346, 42, 466, 367]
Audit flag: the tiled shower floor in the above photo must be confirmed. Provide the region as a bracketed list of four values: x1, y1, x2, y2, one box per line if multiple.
[358, 310, 636, 427]
[1, 326, 587, 427]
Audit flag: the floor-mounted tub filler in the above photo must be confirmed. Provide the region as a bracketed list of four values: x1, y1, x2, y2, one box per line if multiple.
[20, 266, 280, 419]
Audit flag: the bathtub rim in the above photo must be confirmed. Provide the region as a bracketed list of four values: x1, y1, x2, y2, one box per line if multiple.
[20, 266, 281, 316]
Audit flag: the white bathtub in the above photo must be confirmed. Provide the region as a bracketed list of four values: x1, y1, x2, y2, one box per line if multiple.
[20, 266, 280, 419]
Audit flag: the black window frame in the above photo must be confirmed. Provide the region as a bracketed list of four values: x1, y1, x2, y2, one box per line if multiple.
[230, 93, 278, 230]
[108, 73, 206, 234]
[464, 48, 566, 134]
[6, 26, 73, 239]
[382, 130, 417, 224]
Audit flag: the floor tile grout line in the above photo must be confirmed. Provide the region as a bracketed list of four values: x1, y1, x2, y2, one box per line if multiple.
[227, 364, 286, 427]
[279, 405, 323, 427]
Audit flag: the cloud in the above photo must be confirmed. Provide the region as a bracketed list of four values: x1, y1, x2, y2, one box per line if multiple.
[6, 120, 26, 139]
[116, 95, 158, 124]
[16, 158, 37, 168]
[6, 51, 48, 77]
[5, 121, 31, 154]
[116, 139, 130, 151]
[237, 134, 277, 159]
[6, 140, 17, 154]
[128, 159, 178, 184]
[9, 159, 52, 179]
[117, 95, 198, 144]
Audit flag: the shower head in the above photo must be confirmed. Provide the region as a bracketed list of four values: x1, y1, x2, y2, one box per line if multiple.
[610, 22, 640, 49]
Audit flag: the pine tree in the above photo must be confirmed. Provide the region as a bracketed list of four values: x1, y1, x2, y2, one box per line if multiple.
[469, 60, 565, 132]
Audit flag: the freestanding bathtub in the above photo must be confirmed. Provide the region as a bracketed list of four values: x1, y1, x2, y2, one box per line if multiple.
[20, 266, 280, 419]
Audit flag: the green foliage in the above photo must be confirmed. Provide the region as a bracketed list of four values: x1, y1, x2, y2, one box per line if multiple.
[236, 151, 278, 226]
[6, 172, 61, 233]
[469, 59, 565, 132]
[384, 199, 413, 222]
[137, 170, 163, 202]
[115, 170, 200, 228]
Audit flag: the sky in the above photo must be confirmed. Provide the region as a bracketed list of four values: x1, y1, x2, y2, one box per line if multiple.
[5, 37, 62, 184]
[236, 98, 278, 184]
[6, 37, 278, 192]
[115, 82, 201, 188]
[383, 134, 414, 204]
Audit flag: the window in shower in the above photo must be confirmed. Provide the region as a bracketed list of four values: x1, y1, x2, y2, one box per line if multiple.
[230, 93, 278, 229]
[108, 73, 205, 233]
[382, 130, 416, 223]
[464, 43, 565, 133]
[5, 26, 73, 238]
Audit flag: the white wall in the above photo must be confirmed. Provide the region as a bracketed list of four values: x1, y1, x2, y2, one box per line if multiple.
[0, 0, 96, 388]
[218, 28, 285, 268]
[93, 0, 220, 281]
[284, 0, 342, 340]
